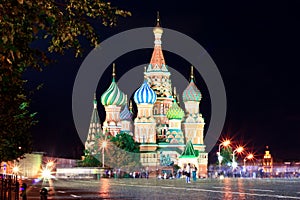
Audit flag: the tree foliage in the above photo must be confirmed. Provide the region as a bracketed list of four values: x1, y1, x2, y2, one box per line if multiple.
[105, 133, 141, 172]
[0, 0, 130, 162]
[110, 132, 140, 153]
[220, 146, 233, 165]
[78, 150, 101, 167]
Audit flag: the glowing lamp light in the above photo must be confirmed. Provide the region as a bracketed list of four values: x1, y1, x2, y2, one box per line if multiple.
[236, 146, 244, 153]
[46, 161, 54, 167]
[222, 140, 231, 147]
[246, 154, 254, 160]
[39, 160, 56, 182]
[12, 166, 19, 174]
[102, 141, 107, 148]
[42, 168, 51, 180]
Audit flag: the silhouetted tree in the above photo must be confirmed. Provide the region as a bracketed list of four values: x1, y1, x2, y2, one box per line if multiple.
[0, 0, 130, 162]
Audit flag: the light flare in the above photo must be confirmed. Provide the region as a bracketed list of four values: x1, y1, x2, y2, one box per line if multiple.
[39, 160, 56, 183]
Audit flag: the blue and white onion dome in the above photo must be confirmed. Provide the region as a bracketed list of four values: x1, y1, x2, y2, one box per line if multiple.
[120, 98, 133, 121]
[120, 104, 133, 120]
[134, 81, 157, 104]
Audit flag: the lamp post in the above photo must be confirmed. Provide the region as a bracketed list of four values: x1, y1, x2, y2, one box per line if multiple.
[232, 146, 244, 169]
[218, 140, 231, 170]
[243, 154, 254, 172]
[102, 141, 107, 168]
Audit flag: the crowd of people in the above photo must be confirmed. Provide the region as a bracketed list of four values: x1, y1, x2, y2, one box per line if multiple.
[157, 163, 198, 183]
[103, 164, 199, 182]
[181, 163, 198, 183]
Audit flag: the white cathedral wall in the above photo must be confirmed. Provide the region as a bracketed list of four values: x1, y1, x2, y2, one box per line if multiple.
[184, 101, 200, 114]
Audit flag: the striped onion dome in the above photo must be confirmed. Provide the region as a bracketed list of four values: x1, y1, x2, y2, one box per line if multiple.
[134, 81, 157, 104]
[182, 79, 202, 102]
[166, 100, 185, 120]
[120, 104, 132, 120]
[101, 77, 126, 106]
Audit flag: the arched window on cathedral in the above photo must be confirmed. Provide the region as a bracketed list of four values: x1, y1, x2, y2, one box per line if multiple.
[154, 107, 158, 115]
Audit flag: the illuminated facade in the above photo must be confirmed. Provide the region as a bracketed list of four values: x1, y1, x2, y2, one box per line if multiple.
[85, 15, 208, 177]
[262, 146, 273, 174]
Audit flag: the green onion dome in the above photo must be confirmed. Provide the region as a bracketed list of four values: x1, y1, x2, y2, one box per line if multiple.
[101, 77, 126, 106]
[182, 79, 202, 102]
[166, 100, 185, 120]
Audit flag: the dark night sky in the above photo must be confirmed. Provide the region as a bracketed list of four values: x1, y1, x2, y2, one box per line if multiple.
[26, 1, 300, 162]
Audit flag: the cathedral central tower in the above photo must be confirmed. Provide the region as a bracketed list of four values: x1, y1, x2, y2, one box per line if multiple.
[144, 13, 174, 140]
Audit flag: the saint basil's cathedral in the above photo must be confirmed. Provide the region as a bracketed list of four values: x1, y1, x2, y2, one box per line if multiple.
[85, 15, 208, 177]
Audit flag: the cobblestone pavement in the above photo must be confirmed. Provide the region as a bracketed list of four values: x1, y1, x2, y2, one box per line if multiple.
[23, 178, 300, 199]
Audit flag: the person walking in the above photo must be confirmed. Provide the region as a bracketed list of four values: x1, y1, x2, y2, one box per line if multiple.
[176, 168, 182, 179]
[185, 163, 191, 183]
[145, 167, 149, 179]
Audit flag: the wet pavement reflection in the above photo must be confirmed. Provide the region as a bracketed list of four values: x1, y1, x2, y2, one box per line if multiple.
[99, 177, 110, 198]
[223, 178, 233, 199]
[23, 177, 300, 199]
[237, 178, 246, 200]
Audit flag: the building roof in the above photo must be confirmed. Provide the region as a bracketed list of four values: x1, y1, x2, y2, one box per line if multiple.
[182, 66, 202, 102]
[166, 99, 185, 120]
[134, 80, 157, 104]
[147, 12, 168, 72]
[180, 140, 197, 158]
[120, 104, 132, 121]
[101, 64, 126, 106]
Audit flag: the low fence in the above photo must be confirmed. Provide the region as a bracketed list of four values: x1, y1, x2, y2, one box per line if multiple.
[0, 174, 20, 200]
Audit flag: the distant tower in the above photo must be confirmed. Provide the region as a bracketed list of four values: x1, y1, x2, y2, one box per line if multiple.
[182, 66, 205, 147]
[166, 89, 185, 144]
[85, 93, 102, 155]
[120, 96, 133, 136]
[134, 80, 157, 151]
[101, 64, 126, 136]
[144, 12, 174, 140]
[262, 146, 273, 174]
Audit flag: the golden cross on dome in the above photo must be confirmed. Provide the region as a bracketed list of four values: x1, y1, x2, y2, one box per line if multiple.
[156, 11, 160, 27]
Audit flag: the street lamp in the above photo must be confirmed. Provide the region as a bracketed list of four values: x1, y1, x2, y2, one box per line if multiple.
[232, 146, 244, 169]
[243, 153, 254, 171]
[218, 140, 231, 169]
[12, 161, 20, 180]
[102, 141, 107, 168]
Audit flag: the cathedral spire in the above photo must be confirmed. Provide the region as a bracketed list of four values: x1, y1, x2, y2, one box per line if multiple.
[93, 93, 97, 109]
[129, 100, 133, 112]
[149, 12, 165, 71]
[156, 11, 160, 27]
[190, 66, 194, 82]
[85, 93, 102, 154]
[144, 66, 147, 80]
[173, 87, 177, 102]
[112, 63, 116, 81]
[173, 87, 180, 105]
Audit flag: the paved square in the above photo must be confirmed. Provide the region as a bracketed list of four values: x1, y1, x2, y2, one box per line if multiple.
[23, 178, 300, 199]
